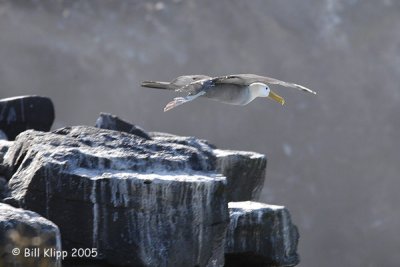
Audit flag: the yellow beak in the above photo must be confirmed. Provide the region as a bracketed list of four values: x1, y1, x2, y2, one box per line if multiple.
[268, 91, 285, 105]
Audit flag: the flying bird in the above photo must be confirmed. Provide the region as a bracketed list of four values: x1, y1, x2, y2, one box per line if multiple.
[141, 74, 316, 112]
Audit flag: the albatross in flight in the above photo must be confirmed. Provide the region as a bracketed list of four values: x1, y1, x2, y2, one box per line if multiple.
[141, 74, 316, 112]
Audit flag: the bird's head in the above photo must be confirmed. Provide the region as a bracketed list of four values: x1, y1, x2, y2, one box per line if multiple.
[249, 82, 285, 105]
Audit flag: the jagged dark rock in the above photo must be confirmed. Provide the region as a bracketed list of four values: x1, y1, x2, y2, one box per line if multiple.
[0, 203, 61, 267]
[4, 126, 228, 267]
[95, 113, 151, 140]
[0, 96, 55, 140]
[0, 176, 9, 200]
[225, 201, 299, 267]
[214, 149, 266, 202]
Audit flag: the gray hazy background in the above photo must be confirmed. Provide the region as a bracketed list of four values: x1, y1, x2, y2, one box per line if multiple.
[1, 1, 399, 266]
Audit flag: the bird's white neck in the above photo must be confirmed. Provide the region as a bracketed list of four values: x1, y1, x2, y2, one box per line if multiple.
[249, 82, 269, 99]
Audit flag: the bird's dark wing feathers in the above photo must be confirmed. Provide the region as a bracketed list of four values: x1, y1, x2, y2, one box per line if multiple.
[170, 75, 212, 88]
[175, 77, 219, 95]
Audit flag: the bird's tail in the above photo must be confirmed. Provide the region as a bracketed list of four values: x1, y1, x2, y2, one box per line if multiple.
[141, 81, 172, 90]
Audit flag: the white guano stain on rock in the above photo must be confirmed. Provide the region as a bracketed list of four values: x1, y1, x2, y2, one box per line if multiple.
[90, 181, 99, 248]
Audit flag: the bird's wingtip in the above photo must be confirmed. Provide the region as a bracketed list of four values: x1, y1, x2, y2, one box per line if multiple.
[302, 86, 317, 95]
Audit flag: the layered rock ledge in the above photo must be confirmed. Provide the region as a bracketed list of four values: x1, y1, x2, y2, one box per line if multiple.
[225, 201, 299, 267]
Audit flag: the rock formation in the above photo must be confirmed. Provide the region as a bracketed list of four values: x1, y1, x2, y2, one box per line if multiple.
[225, 201, 299, 267]
[0, 110, 299, 267]
[0, 203, 61, 267]
[3, 126, 227, 267]
[95, 112, 151, 140]
[214, 149, 266, 202]
[0, 96, 55, 140]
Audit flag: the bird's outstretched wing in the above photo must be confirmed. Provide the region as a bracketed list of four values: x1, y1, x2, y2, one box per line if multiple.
[141, 75, 211, 90]
[215, 74, 317, 94]
[170, 75, 212, 88]
[175, 77, 219, 95]
[153, 73, 316, 95]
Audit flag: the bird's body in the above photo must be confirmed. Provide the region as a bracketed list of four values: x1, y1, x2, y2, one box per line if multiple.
[141, 74, 316, 111]
[203, 83, 253, 105]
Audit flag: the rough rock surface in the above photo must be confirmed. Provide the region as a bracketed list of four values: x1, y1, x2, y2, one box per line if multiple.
[225, 201, 299, 267]
[96, 114, 267, 202]
[0, 203, 61, 267]
[0, 96, 55, 140]
[4, 126, 228, 267]
[151, 132, 267, 202]
[95, 112, 151, 140]
[214, 149, 266, 202]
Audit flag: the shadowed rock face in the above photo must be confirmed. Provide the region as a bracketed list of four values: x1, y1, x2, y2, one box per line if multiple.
[0, 140, 12, 162]
[214, 149, 266, 202]
[0, 203, 61, 267]
[0, 96, 55, 140]
[3, 126, 228, 267]
[0, 140, 12, 199]
[0, 176, 9, 200]
[225, 201, 299, 267]
[0, 140, 13, 176]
